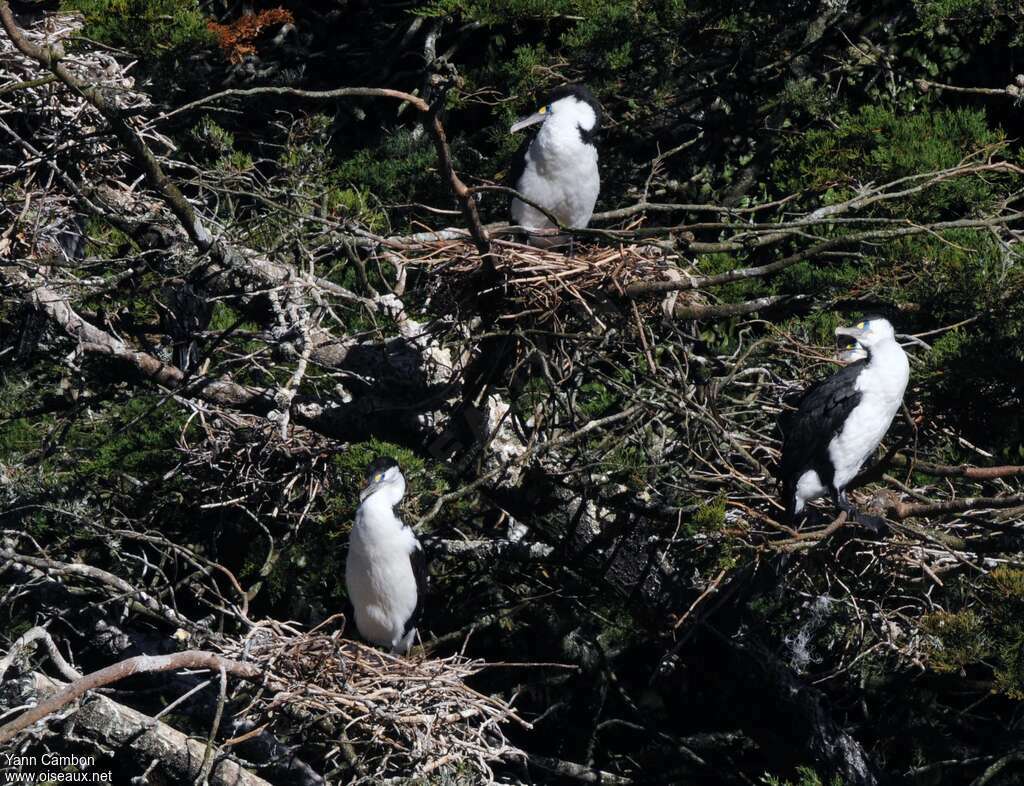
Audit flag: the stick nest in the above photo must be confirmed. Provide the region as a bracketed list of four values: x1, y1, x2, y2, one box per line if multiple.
[226, 623, 528, 782]
[409, 239, 674, 328]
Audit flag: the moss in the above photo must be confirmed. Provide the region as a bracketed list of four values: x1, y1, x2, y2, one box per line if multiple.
[577, 380, 617, 418]
[692, 496, 727, 533]
[920, 610, 988, 673]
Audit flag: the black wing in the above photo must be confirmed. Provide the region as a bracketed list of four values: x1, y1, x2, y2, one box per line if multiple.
[508, 135, 531, 195]
[778, 360, 866, 493]
[403, 534, 428, 636]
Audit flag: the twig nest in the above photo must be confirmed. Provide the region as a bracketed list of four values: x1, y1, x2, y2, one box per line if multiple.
[224, 624, 528, 780]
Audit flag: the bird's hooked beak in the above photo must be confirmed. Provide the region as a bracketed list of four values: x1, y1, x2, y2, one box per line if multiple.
[359, 471, 386, 502]
[510, 106, 548, 134]
[835, 324, 867, 341]
[835, 323, 869, 362]
[836, 342, 867, 363]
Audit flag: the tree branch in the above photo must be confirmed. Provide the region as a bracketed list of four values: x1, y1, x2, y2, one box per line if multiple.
[0, 650, 264, 745]
[886, 494, 1024, 521]
[21, 672, 274, 786]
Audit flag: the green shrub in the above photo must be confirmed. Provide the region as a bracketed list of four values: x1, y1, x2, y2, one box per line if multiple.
[65, 0, 213, 55]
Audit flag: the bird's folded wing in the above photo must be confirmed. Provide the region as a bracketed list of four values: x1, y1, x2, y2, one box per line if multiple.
[779, 360, 867, 479]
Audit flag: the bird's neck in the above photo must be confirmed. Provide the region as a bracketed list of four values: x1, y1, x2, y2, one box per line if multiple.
[866, 339, 903, 364]
[865, 340, 910, 388]
[361, 486, 404, 513]
[535, 115, 594, 160]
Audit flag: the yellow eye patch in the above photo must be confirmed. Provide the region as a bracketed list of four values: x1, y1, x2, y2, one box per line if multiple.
[538, 105, 548, 114]
[373, 473, 384, 482]
[856, 321, 866, 329]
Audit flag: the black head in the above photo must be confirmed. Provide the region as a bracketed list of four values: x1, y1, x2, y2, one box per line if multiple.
[364, 455, 399, 482]
[835, 316, 897, 351]
[546, 85, 602, 125]
[547, 84, 602, 144]
[508, 83, 602, 155]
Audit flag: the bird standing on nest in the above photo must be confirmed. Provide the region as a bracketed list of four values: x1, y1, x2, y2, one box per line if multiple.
[346, 457, 427, 654]
[778, 317, 910, 531]
[509, 84, 602, 248]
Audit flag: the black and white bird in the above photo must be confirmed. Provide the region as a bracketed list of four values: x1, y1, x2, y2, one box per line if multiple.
[509, 84, 601, 246]
[345, 457, 427, 654]
[779, 317, 910, 530]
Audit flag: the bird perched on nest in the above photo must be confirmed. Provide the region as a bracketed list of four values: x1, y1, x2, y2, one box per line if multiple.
[778, 317, 910, 531]
[346, 457, 427, 654]
[509, 84, 602, 247]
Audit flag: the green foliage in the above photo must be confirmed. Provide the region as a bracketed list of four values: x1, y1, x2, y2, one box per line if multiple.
[190, 118, 253, 173]
[771, 78, 836, 121]
[780, 106, 1004, 217]
[920, 609, 988, 673]
[0, 375, 49, 459]
[81, 217, 130, 259]
[692, 496, 726, 533]
[77, 398, 184, 477]
[577, 380, 616, 418]
[922, 568, 1024, 698]
[915, 0, 992, 21]
[0, 363, 183, 486]
[600, 441, 646, 485]
[989, 567, 1024, 698]
[334, 129, 446, 209]
[913, 0, 1024, 44]
[422, 0, 578, 23]
[64, 0, 213, 56]
[207, 302, 255, 334]
[277, 115, 393, 233]
[761, 766, 842, 786]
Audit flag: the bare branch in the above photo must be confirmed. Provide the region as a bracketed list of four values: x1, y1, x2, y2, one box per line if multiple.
[0, 651, 263, 745]
[25, 672, 274, 786]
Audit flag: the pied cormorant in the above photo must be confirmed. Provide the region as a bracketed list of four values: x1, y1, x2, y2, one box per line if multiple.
[345, 457, 427, 654]
[779, 317, 910, 530]
[509, 84, 602, 246]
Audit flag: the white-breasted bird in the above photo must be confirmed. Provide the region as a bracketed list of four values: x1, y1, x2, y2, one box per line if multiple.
[509, 84, 602, 246]
[779, 317, 910, 530]
[345, 456, 427, 654]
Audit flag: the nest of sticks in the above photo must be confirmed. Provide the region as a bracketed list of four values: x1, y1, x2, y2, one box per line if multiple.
[226, 621, 529, 781]
[410, 239, 674, 328]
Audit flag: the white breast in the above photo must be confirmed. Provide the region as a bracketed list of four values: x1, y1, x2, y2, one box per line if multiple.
[345, 502, 419, 651]
[828, 344, 910, 491]
[512, 122, 599, 230]
[794, 470, 826, 514]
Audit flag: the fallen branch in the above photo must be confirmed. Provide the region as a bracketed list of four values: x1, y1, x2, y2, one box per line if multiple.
[896, 456, 1024, 481]
[0, 650, 263, 745]
[886, 494, 1024, 521]
[24, 672, 273, 786]
[432, 538, 554, 561]
[0, 626, 82, 684]
[526, 753, 633, 785]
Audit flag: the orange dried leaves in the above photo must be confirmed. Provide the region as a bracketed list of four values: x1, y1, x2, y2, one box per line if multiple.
[207, 8, 293, 63]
